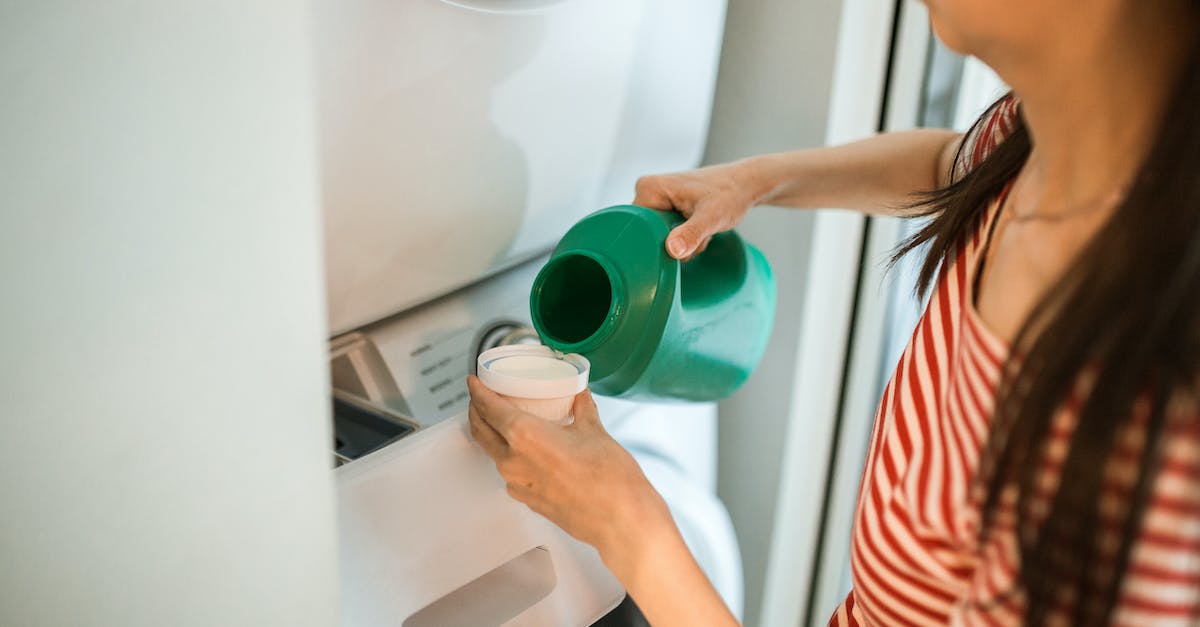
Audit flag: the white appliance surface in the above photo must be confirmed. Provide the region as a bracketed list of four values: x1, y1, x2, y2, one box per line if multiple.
[338, 416, 623, 626]
[318, 0, 736, 623]
[334, 259, 743, 624]
[315, 0, 728, 335]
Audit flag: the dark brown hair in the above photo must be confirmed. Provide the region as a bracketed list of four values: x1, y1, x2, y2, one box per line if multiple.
[893, 44, 1200, 625]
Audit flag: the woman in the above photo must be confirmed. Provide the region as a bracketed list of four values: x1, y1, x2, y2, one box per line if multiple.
[466, 0, 1200, 624]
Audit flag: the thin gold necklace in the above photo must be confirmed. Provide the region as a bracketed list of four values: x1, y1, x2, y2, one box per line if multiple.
[1006, 186, 1127, 223]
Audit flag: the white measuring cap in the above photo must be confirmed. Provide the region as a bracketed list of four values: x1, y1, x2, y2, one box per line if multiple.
[477, 345, 590, 399]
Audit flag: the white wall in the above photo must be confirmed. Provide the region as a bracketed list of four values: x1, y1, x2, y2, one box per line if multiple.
[704, 2, 843, 625]
[0, 4, 337, 626]
[705, 1, 899, 624]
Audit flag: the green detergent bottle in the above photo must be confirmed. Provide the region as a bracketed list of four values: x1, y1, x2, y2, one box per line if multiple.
[529, 205, 775, 401]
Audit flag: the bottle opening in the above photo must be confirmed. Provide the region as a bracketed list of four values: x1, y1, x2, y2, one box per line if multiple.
[533, 254, 613, 346]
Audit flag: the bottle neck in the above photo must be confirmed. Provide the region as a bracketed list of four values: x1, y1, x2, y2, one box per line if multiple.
[530, 250, 624, 355]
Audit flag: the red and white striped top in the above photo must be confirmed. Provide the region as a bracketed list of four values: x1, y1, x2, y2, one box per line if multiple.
[829, 97, 1200, 626]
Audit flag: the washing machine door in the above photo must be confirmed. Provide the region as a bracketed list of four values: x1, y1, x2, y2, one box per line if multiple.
[315, 0, 728, 335]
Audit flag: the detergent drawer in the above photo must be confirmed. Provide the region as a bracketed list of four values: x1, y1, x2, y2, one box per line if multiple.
[331, 392, 417, 466]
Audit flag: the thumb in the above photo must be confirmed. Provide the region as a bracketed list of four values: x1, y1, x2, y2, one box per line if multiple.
[571, 388, 602, 429]
[666, 210, 722, 259]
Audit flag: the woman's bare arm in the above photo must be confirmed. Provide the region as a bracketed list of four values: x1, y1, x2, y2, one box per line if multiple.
[465, 378, 740, 627]
[752, 129, 962, 214]
[604, 517, 739, 627]
[635, 129, 962, 259]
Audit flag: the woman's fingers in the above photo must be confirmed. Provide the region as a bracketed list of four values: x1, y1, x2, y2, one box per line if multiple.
[683, 237, 711, 262]
[466, 376, 521, 433]
[468, 402, 508, 460]
[635, 161, 761, 259]
[633, 175, 675, 210]
[666, 208, 724, 260]
[466, 375, 547, 452]
[469, 375, 671, 556]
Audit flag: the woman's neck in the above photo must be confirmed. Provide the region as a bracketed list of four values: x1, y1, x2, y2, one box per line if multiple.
[990, 2, 1198, 213]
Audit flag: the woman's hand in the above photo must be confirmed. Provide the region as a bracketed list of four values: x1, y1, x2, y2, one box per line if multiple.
[634, 159, 770, 260]
[465, 376, 673, 560]
[634, 130, 966, 242]
[466, 376, 742, 626]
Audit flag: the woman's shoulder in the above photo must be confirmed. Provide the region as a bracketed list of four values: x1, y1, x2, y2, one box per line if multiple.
[953, 94, 1022, 180]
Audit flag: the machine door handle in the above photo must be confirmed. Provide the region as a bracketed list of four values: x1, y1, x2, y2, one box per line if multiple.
[402, 546, 557, 627]
[437, 0, 577, 13]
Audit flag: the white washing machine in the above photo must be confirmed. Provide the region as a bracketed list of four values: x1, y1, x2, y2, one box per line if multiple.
[314, 0, 742, 624]
[330, 259, 742, 625]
